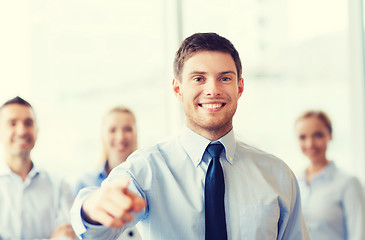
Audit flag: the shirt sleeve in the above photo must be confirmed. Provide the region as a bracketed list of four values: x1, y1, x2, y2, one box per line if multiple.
[56, 180, 74, 224]
[278, 171, 311, 240]
[70, 175, 147, 240]
[69, 186, 122, 239]
[342, 177, 365, 240]
[45, 178, 77, 240]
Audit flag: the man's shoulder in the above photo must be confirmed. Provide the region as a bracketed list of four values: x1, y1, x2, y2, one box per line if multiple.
[121, 136, 185, 175]
[235, 140, 294, 176]
[34, 166, 71, 190]
[131, 136, 180, 159]
[235, 140, 282, 162]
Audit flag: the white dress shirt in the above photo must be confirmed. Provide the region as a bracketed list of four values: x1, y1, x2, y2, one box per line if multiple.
[0, 161, 74, 240]
[71, 126, 310, 239]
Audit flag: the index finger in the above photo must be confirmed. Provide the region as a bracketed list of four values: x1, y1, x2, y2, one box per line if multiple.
[106, 176, 147, 212]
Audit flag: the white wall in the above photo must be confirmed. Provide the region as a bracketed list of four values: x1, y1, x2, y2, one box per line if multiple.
[0, 0, 364, 184]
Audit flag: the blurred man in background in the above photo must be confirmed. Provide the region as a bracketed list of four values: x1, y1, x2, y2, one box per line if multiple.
[0, 96, 76, 239]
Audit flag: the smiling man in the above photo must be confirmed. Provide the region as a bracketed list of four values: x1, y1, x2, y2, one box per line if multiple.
[0, 96, 76, 240]
[71, 33, 310, 239]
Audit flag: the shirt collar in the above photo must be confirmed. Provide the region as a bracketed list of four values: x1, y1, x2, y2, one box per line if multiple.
[0, 160, 12, 176]
[179, 125, 236, 167]
[0, 160, 40, 180]
[301, 160, 336, 183]
[98, 161, 109, 180]
[313, 161, 336, 181]
[28, 163, 41, 179]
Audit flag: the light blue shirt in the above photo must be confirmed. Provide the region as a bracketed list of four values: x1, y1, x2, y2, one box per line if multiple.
[0, 161, 73, 239]
[71, 127, 310, 239]
[73, 162, 108, 197]
[73, 161, 142, 240]
[298, 161, 365, 240]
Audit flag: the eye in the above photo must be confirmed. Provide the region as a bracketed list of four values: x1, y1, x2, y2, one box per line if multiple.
[24, 119, 34, 127]
[123, 127, 133, 132]
[109, 127, 116, 133]
[193, 76, 204, 82]
[299, 135, 306, 140]
[221, 77, 231, 82]
[314, 132, 324, 138]
[9, 120, 17, 127]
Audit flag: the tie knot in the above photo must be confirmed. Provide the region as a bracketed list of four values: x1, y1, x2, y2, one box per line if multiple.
[206, 143, 224, 159]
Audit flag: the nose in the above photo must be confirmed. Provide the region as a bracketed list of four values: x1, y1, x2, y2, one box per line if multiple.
[304, 137, 315, 149]
[15, 123, 27, 136]
[204, 79, 221, 97]
[116, 130, 125, 142]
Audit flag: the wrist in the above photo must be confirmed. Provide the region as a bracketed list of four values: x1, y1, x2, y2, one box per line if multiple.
[81, 206, 101, 226]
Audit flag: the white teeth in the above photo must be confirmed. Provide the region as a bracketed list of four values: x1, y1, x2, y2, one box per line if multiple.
[201, 103, 222, 109]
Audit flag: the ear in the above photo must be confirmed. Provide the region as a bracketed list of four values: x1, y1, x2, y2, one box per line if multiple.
[172, 78, 183, 102]
[34, 125, 39, 141]
[237, 78, 244, 98]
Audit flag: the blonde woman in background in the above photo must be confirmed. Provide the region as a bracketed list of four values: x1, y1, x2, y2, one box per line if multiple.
[295, 110, 365, 240]
[74, 106, 140, 240]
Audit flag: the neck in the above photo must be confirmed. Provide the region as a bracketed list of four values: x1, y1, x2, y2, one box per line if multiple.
[306, 158, 329, 183]
[187, 124, 232, 141]
[5, 152, 33, 181]
[106, 157, 127, 175]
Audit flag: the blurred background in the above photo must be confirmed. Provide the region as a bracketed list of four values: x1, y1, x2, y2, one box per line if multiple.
[0, 0, 364, 184]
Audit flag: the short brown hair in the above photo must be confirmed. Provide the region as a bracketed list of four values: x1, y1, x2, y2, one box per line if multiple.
[0, 96, 36, 121]
[0, 96, 32, 110]
[173, 32, 242, 80]
[295, 110, 332, 134]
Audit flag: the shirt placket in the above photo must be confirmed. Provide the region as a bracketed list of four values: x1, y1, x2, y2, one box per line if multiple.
[18, 177, 26, 239]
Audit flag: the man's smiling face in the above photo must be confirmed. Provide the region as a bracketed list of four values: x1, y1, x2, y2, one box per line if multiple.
[0, 104, 38, 158]
[173, 50, 244, 140]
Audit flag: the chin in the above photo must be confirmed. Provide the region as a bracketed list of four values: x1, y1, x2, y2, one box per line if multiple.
[203, 121, 231, 132]
[119, 153, 131, 160]
[308, 156, 325, 163]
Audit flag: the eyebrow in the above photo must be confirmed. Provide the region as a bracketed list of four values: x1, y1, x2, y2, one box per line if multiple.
[189, 71, 206, 76]
[189, 71, 237, 76]
[7, 117, 34, 122]
[219, 71, 236, 76]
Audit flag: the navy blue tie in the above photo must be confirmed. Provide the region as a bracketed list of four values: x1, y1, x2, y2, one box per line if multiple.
[205, 143, 227, 240]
